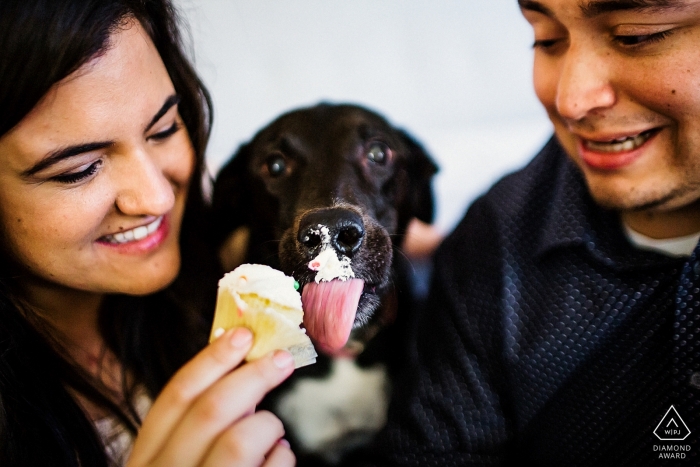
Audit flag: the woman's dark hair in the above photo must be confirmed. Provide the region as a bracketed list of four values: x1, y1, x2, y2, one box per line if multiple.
[0, 1, 219, 465]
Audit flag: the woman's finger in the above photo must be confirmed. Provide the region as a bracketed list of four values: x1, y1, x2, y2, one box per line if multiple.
[262, 441, 296, 467]
[200, 410, 293, 467]
[151, 350, 294, 467]
[128, 327, 253, 466]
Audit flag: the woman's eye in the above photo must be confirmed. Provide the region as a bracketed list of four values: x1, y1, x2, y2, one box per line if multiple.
[366, 143, 390, 165]
[150, 122, 182, 141]
[51, 160, 102, 184]
[614, 30, 673, 47]
[265, 154, 287, 177]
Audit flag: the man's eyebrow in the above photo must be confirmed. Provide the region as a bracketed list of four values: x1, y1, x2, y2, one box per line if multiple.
[518, 0, 555, 16]
[145, 94, 181, 132]
[22, 141, 113, 178]
[518, 0, 686, 17]
[580, 0, 686, 17]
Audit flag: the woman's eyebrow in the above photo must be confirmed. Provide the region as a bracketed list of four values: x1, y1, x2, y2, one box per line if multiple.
[21, 94, 182, 178]
[145, 94, 181, 132]
[22, 141, 113, 178]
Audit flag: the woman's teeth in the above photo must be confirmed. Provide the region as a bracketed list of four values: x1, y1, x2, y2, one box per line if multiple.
[103, 217, 162, 244]
[584, 130, 654, 153]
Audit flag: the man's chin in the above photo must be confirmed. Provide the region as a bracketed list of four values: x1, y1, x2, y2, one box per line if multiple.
[591, 186, 700, 215]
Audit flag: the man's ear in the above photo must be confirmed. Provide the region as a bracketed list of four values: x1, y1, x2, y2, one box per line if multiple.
[398, 129, 439, 225]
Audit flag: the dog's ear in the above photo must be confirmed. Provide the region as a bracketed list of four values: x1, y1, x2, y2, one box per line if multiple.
[212, 142, 281, 269]
[397, 129, 439, 226]
[211, 143, 255, 248]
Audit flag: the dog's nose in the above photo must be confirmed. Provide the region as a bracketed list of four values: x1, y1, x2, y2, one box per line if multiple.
[298, 209, 365, 256]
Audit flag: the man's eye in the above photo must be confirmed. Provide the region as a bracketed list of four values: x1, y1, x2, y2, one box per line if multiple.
[614, 30, 673, 47]
[531, 37, 567, 55]
[51, 160, 102, 184]
[532, 38, 560, 49]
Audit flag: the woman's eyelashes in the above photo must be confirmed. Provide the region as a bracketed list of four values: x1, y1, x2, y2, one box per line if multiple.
[48, 119, 182, 184]
[51, 160, 103, 184]
[149, 121, 182, 141]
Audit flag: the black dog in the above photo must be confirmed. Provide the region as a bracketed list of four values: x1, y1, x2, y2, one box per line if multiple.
[212, 103, 437, 465]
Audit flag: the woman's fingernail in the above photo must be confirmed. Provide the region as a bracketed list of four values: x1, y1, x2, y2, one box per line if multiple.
[271, 350, 294, 369]
[212, 327, 226, 339]
[230, 328, 253, 348]
[277, 438, 291, 448]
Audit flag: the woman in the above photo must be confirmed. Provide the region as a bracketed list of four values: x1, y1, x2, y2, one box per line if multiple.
[0, 1, 295, 466]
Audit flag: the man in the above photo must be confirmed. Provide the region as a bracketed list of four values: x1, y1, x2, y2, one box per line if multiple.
[363, 0, 700, 465]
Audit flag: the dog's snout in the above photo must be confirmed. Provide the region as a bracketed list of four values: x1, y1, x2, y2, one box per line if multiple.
[297, 209, 365, 256]
[335, 222, 364, 256]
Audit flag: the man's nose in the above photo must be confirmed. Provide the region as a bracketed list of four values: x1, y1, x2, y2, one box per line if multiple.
[555, 42, 616, 121]
[114, 148, 175, 216]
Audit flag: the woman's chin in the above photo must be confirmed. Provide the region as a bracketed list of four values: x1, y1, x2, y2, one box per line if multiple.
[109, 259, 181, 296]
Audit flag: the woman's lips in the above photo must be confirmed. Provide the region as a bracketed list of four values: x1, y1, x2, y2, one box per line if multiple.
[97, 215, 169, 253]
[578, 128, 659, 170]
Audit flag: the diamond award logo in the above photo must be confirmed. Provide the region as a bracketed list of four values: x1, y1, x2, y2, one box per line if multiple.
[654, 406, 691, 441]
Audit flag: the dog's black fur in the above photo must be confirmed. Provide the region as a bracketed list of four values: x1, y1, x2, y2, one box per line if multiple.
[211, 103, 437, 465]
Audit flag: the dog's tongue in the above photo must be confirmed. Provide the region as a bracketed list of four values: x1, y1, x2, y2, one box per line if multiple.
[301, 278, 364, 353]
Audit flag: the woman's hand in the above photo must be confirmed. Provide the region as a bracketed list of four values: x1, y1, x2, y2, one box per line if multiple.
[127, 327, 296, 467]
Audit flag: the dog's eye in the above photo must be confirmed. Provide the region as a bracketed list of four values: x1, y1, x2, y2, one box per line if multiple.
[366, 143, 390, 165]
[265, 154, 287, 177]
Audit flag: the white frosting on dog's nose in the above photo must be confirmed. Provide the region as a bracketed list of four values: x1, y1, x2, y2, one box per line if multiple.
[307, 225, 355, 282]
[308, 247, 355, 282]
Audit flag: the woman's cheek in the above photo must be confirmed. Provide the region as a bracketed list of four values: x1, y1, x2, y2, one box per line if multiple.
[161, 127, 196, 189]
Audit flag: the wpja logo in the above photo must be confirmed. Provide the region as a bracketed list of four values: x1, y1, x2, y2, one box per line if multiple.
[653, 406, 691, 460]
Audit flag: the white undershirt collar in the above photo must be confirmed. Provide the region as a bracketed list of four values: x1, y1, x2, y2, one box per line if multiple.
[623, 222, 700, 258]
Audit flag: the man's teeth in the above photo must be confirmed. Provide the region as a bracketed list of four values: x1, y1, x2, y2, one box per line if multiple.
[104, 217, 162, 244]
[584, 131, 653, 153]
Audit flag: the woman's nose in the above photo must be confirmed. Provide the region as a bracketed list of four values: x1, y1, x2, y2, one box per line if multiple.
[555, 43, 616, 121]
[114, 148, 175, 216]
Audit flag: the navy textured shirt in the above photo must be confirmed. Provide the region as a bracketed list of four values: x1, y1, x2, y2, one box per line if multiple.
[365, 137, 700, 466]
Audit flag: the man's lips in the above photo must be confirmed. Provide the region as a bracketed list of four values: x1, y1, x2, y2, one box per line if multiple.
[577, 128, 660, 170]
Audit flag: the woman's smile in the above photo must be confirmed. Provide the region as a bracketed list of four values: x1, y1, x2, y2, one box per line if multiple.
[0, 22, 194, 297]
[98, 215, 170, 253]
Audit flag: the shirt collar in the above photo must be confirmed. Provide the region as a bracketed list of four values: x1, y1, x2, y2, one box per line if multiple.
[535, 137, 684, 271]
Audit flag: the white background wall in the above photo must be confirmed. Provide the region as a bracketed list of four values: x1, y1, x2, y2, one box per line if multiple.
[177, 0, 553, 233]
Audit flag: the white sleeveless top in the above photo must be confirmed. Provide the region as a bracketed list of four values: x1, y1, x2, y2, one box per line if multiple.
[94, 388, 152, 467]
